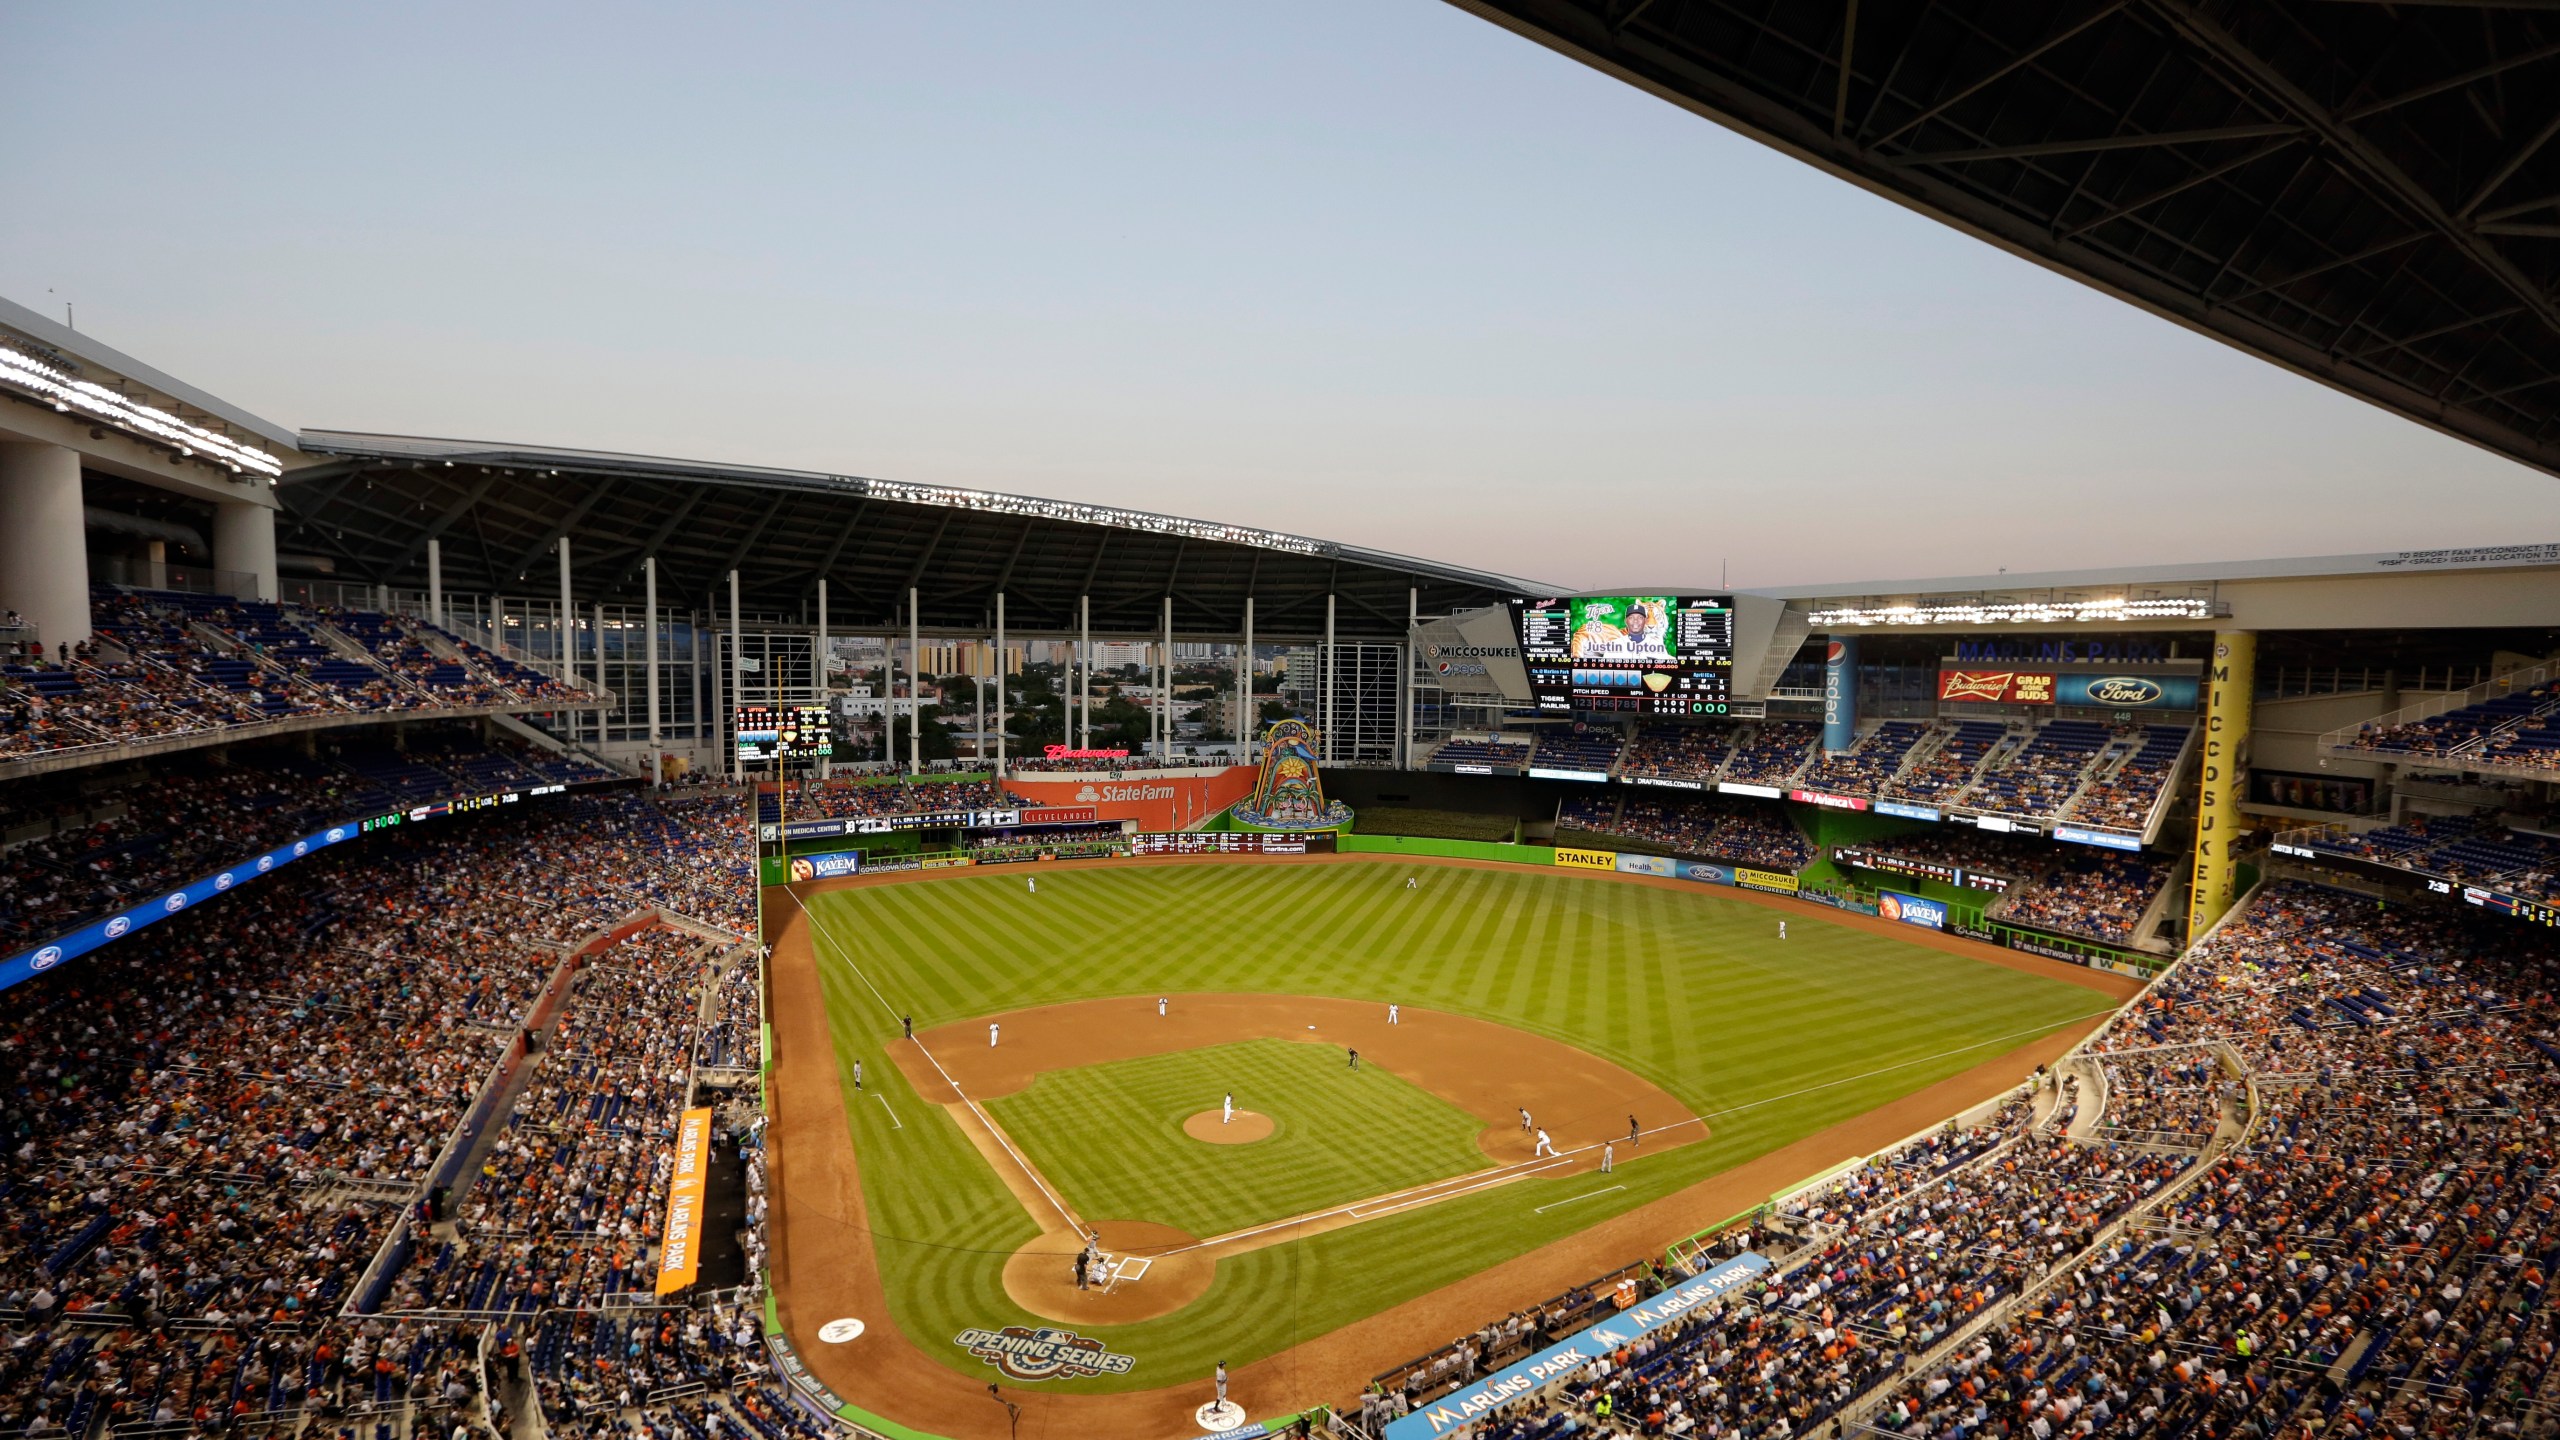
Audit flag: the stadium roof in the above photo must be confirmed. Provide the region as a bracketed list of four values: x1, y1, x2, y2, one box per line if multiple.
[282, 431, 1545, 639]
[1450, 0, 2560, 479]
[1753, 542, 2560, 600]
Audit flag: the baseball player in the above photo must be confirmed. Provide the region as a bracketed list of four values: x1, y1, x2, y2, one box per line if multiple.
[1629, 1113, 1641, 1147]
[1157, 997, 1168, 1017]
[1533, 1128, 1556, 1158]
[1388, 1003, 1400, 1025]
[853, 1060, 863, 1092]
[1223, 1092, 1234, 1125]
[1406, 876, 1418, 890]
[1346, 1048, 1361, 1073]
[1214, 1361, 1230, 1414]
[1028, 877, 1037, 893]
[901, 1014, 913, 1040]
[1779, 919, 1787, 940]
[1519, 1107, 1532, 1134]
[989, 1022, 999, 1048]
[1602, 1141, 1615, 1174]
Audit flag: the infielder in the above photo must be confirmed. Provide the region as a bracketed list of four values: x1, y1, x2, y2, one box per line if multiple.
[1533, 1128, 1556, 1158]
[1214, 1361, 1230, 1413]
[1157, 997, 1168, 1017]
[1519, 1107, 1532, 1133]
[1346, 1048, 1361, 1072]
[1601, 1141, 1615, 1174]
[1222, 1092, 1234, 1125]
[989, 1022, 1000, 1047]
[1629, 1113, 1641, 1147]
[1388, 1003, 1400, 1025]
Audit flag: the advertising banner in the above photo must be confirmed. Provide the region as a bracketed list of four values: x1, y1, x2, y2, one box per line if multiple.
[785, 851, 863, 882]
[1613, 853, 1676, 878]
[1937, 670, 2057, 704]
[1875, 801, 1942, 822]
[1386, 1253, 1770, 1439]
[1878, 890, 1948, 930]
[1003, 767, 1258, 832]
[1630, 775, 1706, 791]
[1822, 636, 1858, 754]
[1528, 767, 1610, 783]
[1787, 789, 1870, 811]
[1716, 781, 1783, 799]
[656, 1107, 715, 1294]
[2053, 825, 2144, 852]
[1554, 847, 1618, 872]
[1016, 806, 1101, 825]
[1676, 860, 1734, 886]
[1733, 867, 1800, 895]
[2055, 673, 2200, 711]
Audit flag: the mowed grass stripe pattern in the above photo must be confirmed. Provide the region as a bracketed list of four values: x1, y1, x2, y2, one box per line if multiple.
[798, 862, 2111, 1390]
[986, 1038, 1492, 1238]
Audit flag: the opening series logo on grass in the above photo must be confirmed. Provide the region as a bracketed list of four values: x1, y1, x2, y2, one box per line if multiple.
[954, 1325, 1137, 1381]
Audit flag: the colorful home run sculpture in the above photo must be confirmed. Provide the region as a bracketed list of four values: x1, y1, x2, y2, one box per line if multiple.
[1233, 718, 1353, 830]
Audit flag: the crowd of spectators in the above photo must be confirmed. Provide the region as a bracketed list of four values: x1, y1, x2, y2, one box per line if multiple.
[1, 588, 597, 759]
[1966, 721, 2112, 820]
[1886, 721, 2009, 805]
[2061, 726, 2191, 833]
[0, 731, 631, 949]
[2346, 682, 2560, 768]
[760, 777, 1022, 823]
[1721, 723, 1820, 787]
[1989, 849, 2170, 948]
[1557, 793, 1815, 872]
[1795, 720, 1930, 797]
[2089, 1047, 2231, 1140]
[1618, 724, 1741, 786]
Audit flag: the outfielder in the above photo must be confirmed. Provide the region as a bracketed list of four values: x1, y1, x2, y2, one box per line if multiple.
[1028, 877, 1037, 893]
[853, 1060, 863, 1092]
[1602, 1141, 1615, 1174]
[1779, 919, 1787, 940]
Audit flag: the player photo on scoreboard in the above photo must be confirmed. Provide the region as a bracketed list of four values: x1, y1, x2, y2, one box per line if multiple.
[1567, 596, 1677, 664]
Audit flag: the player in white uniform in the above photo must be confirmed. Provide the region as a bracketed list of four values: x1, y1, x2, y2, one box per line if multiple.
[1601, 1141, 1615, 1174]
[1222, 1092, 1234, 1125]
[1158, 997, 1168, 1017]
[1533, 1128, 1557, 1158]
[1028, 877, 1037, 893]
[989, 1022, 999, 1047]
[1779, 919, 1787, 940]
[1406, 876, 1417, 890]
[1388, 1003, 1399, 1025]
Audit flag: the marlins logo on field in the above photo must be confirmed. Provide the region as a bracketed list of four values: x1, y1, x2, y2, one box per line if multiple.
[954, 1326, 1136, 1381]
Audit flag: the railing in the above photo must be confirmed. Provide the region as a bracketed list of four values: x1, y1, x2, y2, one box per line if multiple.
[2317, 656, 2560, 777]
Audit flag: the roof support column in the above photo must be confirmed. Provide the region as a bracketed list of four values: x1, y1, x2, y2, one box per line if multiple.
[1078, 594, 1091, 752]
[557, 536, 574, 742]
[908, 586, 921, 776]
[214, 500, 277, 603]
[995, 591, 1007, 777]
[426, 538, 444, 629]
[1239, 596, 1254, 761]
[643, 557, 661, 785]
[1402, 586, 1417, 770]
[1162, 594, 1174, 762]
[729, 570, 744, 782]
[1323, 593, 1336, 765]
[815, 578, 829, 779]
[0, 442, 89, 653]
[592, 601, 605, 743]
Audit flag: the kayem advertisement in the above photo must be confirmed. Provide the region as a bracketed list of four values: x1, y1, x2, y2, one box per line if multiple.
[1002, 767, 1258, 833]
[1878, 890, 1949, 930]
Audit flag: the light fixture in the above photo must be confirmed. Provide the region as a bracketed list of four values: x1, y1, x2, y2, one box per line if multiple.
[0, 339, 283, 477]
[1809, 596, 2221, 626]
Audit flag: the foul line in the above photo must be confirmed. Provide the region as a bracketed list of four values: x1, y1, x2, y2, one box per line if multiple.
[783, 888, 1090, 1242]
[873, 1093, 903, 1130]
[1536, 1185, 1624, 1215]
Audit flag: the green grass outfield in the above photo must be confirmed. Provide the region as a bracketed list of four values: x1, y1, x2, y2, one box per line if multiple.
[985, 1037, 1494, 1238]
[794, 860, 2114, 1392]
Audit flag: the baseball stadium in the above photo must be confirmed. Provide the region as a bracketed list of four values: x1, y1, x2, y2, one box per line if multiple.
[8, 6, 2560, 1440]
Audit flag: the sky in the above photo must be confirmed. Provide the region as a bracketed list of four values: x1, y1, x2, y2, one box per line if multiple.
[6, 2, 2557, 592]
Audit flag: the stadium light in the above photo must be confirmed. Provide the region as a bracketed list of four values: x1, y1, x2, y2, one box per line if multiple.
[858, 478, 1328, 557]
[0, 339, 284, 478]
[1808, 596, 2219, 627]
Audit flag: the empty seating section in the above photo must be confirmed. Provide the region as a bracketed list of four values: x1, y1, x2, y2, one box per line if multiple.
[0, 587, 598, 758]
[1887, 721, 2005, 802]
[1617, 722, 1739, 784]
[1963, 719, 2108, 817]
[1428, 735, 1534, 771]
[2061, 725, 2188, 832]
[2348, 681, 2560, 770]
[1527, 728, 1623, 775]
[1722, 722, 1818, 785]
[1796, 719, 1928, 796]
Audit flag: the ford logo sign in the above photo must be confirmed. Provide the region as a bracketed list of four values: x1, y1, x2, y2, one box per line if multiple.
[104, 917, 132, 938]
[327, 827, 347, 842]
[31, 946, 64, 971]
[293, 841, 309, 856]
[2086, 676, 2163, 705]
[256, 855, 275, 872]
[214, 873, 235, 891]
[164, 894, 188, 913]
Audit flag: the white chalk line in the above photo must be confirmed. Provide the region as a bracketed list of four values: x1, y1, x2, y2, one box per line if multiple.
[1536, 1185, 1625, 1215]
[873, 1093, 902, 1130]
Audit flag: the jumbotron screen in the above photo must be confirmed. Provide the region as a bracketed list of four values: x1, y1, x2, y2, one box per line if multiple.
[735, 703, 833, 762]
[1512, 595, 1735, 715]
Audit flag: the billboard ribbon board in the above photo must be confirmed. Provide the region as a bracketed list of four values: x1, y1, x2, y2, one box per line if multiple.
[656, 1107, 716, 1295]
[1733, 868, 1800, 895]
[1937, 670, 2057, 704]
[1385, 1253, 1771, 1439]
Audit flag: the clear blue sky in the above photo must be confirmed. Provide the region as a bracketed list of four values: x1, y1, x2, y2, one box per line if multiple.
[6, 1, 2555, 590]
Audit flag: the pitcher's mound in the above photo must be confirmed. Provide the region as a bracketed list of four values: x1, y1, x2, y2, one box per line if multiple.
[1183, 1109, 1274, 1144]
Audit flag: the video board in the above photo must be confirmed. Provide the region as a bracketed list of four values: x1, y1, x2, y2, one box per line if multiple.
[1512, 595, 1734, 715]
[735, 703, 833, 762]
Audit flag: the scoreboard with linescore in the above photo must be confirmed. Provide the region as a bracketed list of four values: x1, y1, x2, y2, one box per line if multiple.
[735, 703, 833, 762]
[1512, 595, 1734, 715]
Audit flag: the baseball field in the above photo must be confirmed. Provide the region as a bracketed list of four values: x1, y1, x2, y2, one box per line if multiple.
[764, 854, 2135, 1434]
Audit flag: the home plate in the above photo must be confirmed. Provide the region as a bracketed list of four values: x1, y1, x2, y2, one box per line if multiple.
[1194, 1400, 1247, 1432]
[817, 1318, 866, 1343]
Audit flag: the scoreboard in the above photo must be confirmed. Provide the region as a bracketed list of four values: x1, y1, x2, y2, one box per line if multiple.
[735, 703, 833, 762]
[1513, 595, 1734, 716]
